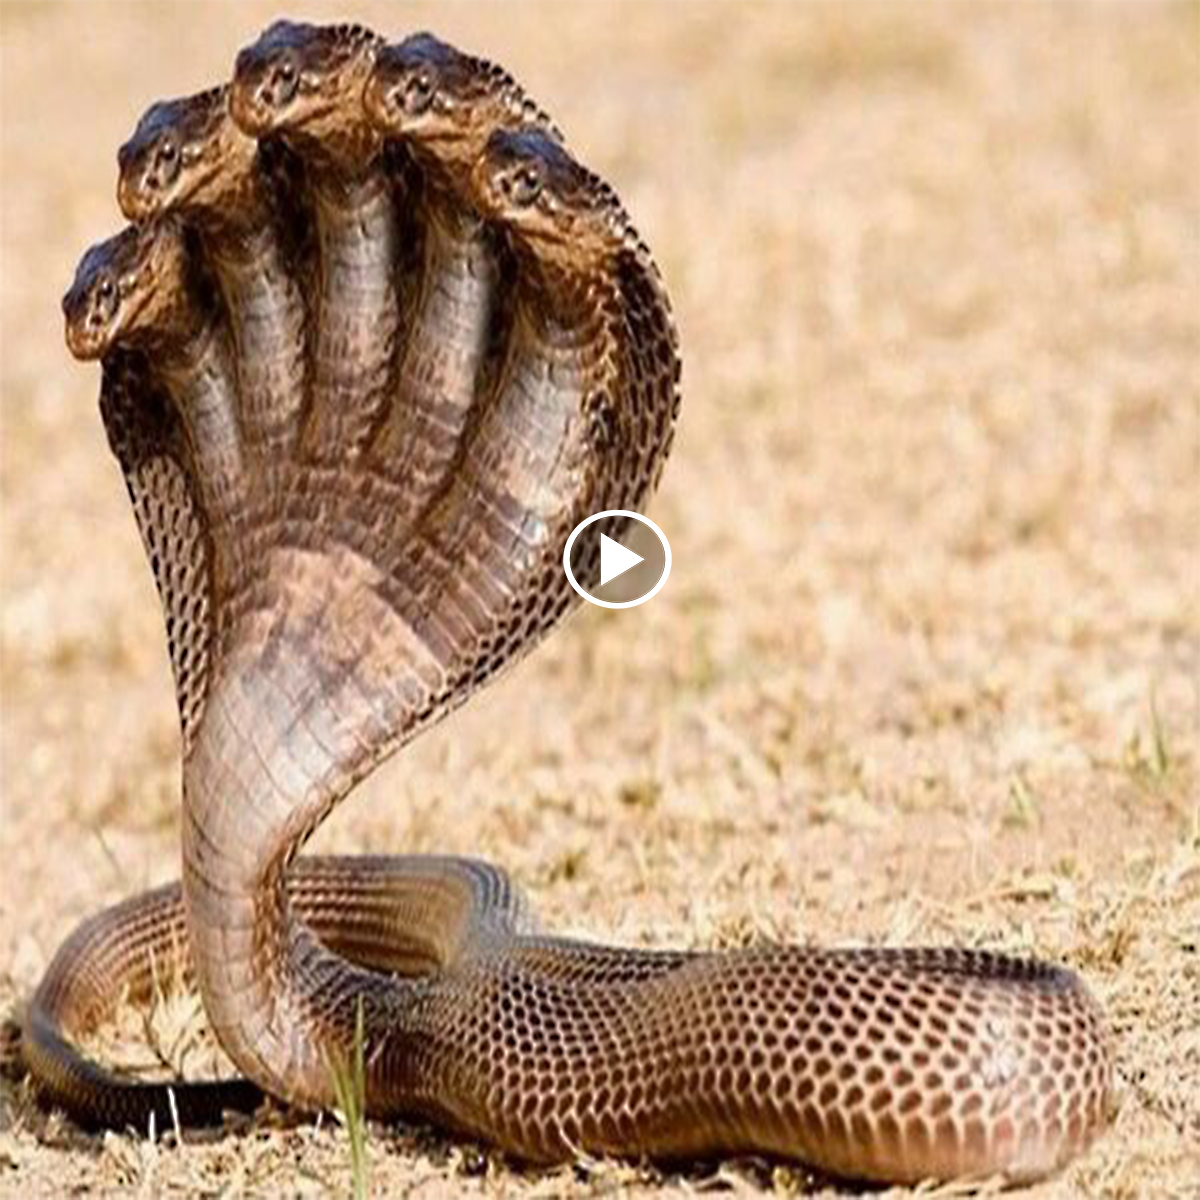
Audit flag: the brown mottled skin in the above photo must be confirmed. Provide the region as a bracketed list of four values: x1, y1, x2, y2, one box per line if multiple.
[117, 87, 259, 225]
[117, 86, 309, 455]
[363, 32, 561, 188]
[62, 221, 244, 533]
[231, 20, 395, 458]
[356, 32, 557, 510]
[30, 22, 1113, 1187]
[62, 224, 195, 362]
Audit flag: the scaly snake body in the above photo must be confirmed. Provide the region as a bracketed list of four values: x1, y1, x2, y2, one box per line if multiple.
[31, 22, 1112, 1184]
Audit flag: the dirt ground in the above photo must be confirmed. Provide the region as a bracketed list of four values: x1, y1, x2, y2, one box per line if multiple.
[1, 2, 1197, 1197]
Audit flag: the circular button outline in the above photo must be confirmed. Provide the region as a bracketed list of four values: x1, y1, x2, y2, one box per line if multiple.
[562, 509, 672, 610]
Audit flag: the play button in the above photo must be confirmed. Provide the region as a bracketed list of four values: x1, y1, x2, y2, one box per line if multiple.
[600, 533, 644, 586]
[563, 509, 672, 609]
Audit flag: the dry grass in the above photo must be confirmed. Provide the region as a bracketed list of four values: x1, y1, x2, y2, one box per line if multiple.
[1, 2, 1197, 1197]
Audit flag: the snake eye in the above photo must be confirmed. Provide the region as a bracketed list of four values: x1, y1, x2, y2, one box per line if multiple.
[402, 69, 435, 115]
[268, 56, 299, 106]
[503, 163, 543, 208]
[156, 136, 181, 184]
[93, 275, 118, 323]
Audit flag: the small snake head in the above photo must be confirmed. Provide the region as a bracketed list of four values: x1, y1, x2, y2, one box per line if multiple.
[364, 34, 560, 180]
[231, 20, 380, 146]
[117, 88, 245, 221]
[62, 222, 189, 360]
[473, 129, 627, 270]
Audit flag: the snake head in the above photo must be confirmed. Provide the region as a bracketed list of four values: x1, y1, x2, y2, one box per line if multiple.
[117, 88, 248, 221]
[63, 222, 190, 360]
[230, 20, 381, 145]
[363, 33, 555, 173]
[473, 129, 627, 269]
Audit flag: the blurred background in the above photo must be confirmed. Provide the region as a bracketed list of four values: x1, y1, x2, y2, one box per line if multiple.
[1, 3, 1196, 1197]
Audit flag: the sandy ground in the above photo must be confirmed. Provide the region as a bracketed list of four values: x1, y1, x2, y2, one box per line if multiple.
[1, 2, 1197, 1197]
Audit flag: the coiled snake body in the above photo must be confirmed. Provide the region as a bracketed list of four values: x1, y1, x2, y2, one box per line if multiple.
[30, 22, 1112, 1184]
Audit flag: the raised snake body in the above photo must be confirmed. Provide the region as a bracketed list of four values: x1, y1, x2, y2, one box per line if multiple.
[32, 22, 1113, 1184]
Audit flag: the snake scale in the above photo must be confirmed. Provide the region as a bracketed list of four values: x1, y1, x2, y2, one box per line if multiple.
[27, 22, 1114, 1184]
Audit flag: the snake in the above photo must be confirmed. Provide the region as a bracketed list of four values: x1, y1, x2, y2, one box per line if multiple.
[27, 21, 1114, 1185]
[116, 84, 310, 457]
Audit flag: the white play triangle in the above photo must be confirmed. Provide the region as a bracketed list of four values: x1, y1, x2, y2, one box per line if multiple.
[599, 532, 644, 586]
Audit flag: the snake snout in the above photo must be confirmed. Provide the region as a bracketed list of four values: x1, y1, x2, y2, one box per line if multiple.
[116, 163, 159, 221]
[63, 310, 100, 361]
[116, 141, 151, 218]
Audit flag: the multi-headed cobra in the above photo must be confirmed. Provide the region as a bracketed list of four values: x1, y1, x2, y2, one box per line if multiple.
[29, 21, 1112, 1184]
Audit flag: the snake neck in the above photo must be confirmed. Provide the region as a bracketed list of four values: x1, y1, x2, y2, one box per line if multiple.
[364, 186, 508, 521]
[156, 320, 245, 523]
[510, 253, 620, 385]
[301, 162, 400, 458]
[127, 301, 247, 596]
[178, 249, 628, 1110]
[202, 210, 308, 457]
[181, 550, 440, 1106]
[518, 257, 631, 511]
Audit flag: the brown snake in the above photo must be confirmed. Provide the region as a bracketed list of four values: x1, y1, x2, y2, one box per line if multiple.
[28, 22, 1113, 1184]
